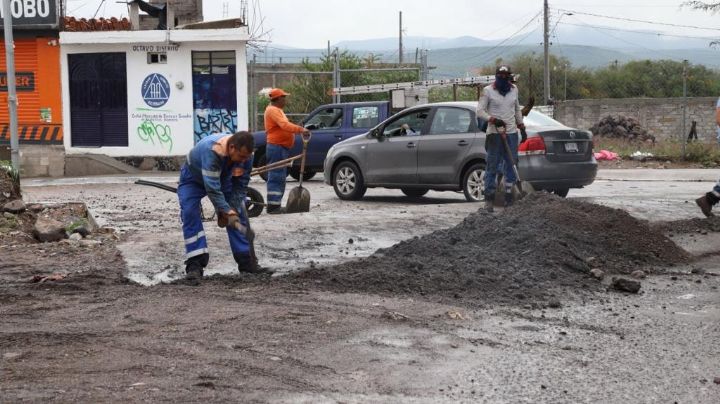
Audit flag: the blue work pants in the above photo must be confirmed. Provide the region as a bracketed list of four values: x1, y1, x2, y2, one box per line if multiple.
[178, 165, 250, 267]
[483, 132, 519, 197]
[266, 143, 290, 207]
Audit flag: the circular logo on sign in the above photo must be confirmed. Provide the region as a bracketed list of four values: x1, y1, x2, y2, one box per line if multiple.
[141, 73, 171, 108]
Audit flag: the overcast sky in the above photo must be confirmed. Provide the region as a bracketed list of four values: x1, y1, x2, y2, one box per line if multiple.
[71, 0, 720, 48]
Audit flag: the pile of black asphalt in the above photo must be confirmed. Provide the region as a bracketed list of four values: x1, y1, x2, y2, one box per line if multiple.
[288, 192, 690, 305]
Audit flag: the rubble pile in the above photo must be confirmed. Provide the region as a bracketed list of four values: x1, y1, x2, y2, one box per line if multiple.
[293, 193, 688, 304]
[1, 170, 106, 245]
[590, 115, 655, 143]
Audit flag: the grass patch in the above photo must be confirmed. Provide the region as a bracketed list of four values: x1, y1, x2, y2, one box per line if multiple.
[0, 160, 21, 195]
[593, 138, 720, 167]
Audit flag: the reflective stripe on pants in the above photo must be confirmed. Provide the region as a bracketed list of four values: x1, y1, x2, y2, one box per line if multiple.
[178, 165, 250, 260]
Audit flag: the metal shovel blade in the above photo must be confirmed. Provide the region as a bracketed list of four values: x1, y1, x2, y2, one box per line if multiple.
[500, 128, 534, 200]
[285, 135, 312, 214]
[285, 186, 310, 213]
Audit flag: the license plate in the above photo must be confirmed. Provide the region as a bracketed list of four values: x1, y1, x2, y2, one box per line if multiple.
[564, 142, 579, 153]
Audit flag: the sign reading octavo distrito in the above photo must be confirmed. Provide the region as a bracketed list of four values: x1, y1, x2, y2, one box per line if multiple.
[0, 0, 59, 29]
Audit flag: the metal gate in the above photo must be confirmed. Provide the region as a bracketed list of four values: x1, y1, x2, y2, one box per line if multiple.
[68, 53, 128, 147]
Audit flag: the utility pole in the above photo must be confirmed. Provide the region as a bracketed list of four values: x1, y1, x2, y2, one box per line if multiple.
[563, 63, 568, 101]
[3, 0, 19, 172]
[420, 49, 429, 81]
[543, 0, 550, 105]
[332, 48, 340, 103]
[399, 11, 403, 64]
[249, 54, 257, 132]
[682, 59, 688, 160]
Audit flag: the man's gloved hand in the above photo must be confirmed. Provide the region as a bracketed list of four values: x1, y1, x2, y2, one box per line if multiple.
[218, 210, 239, 229]
[490, 116, 506, 127]
[227, 214, 242, 230]
[519, 124, 527, 143]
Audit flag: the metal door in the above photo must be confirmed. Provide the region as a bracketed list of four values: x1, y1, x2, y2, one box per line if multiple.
[69, 53, 128, 147]
[418, 107, 477, 184]
[365, 136, 419, 184]
[364, 108, 430, 185]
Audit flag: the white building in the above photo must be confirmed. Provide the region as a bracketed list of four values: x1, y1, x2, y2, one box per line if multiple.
[59, 25, 249, 158]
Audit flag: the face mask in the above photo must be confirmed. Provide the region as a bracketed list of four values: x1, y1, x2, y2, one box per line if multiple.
[495, 75, 511, 96]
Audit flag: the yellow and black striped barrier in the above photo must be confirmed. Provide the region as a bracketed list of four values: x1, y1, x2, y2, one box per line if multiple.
[0, 124, 63, 144]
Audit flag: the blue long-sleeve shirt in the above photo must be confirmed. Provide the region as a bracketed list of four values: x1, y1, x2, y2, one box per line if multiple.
[185, 133, 253, 214]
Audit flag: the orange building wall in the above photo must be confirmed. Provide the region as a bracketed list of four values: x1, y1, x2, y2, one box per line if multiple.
[0, 37, 63, 144]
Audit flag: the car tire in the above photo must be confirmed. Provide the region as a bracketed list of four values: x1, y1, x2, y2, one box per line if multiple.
[401, 188, 429, 198]
[245, 187, 265, 217]
[552, 188, 569, 198]
[255, 153, 269, 182]
[332, 161, 366, 200]
[462, 163, 485, 202]
[289, 168, 316, 182]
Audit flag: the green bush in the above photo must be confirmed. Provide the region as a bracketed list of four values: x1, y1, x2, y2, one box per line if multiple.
[0, 160, 20, 190]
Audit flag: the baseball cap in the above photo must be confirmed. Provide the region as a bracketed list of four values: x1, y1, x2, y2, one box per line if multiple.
[496, 65, 512, 75]
[269, 88, 290, 99]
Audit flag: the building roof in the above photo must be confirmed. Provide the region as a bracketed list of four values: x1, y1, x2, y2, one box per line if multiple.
[63, 16, 132, 32]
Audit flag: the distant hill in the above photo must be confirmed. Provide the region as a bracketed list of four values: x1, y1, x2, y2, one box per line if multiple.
[331, 26, 717, 52]
[334, 35, 495, 51]
[250, 29, 720, 78]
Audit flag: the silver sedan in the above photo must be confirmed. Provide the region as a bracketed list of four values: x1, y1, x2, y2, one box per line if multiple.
[324, 101, 597, 201]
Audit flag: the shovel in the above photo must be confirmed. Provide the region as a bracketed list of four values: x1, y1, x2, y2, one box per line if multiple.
[285, 133, 311, 213]
[499, 126, 534, 199]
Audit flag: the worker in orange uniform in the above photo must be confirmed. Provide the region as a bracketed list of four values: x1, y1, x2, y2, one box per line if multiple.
[264, 88, 311, 214]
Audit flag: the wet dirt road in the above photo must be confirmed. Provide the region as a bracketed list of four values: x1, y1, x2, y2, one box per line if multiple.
[2, 170, 719, 402]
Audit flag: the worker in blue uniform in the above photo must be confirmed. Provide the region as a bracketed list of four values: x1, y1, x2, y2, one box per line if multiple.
[178, 131, 266, 281]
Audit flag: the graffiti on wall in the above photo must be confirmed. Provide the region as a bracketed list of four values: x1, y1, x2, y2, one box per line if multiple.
[137, 119, 174, 153]
[194, 109, 237, 142]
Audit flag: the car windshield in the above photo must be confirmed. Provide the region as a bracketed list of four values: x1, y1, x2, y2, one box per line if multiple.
[524, 110, 564, 127]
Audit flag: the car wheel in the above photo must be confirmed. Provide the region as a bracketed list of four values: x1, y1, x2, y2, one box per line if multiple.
[462, 163, 485, 202]
[289, 168, 317, 182]
[401, 188, 429, 198]
[245, 187, 265, 217]
[332, 161, 367, 200]
[255, 153, 269, 182]
[552, 188, 569, 198]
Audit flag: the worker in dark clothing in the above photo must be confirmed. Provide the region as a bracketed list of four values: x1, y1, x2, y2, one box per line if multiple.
[695, 97, 720, 217]
[178, 131, 267, 281]
[476, 65, 526, 212]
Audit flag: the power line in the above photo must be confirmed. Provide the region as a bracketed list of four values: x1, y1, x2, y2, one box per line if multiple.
[568, 16, 681, 60]
[558, 21, 720, 41]
[455, 10, 542, 63]
[555, 8, 720, 32]
[485, 25, 542, 64]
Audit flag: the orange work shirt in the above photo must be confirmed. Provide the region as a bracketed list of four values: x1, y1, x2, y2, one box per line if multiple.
[264, 105, 305, 149]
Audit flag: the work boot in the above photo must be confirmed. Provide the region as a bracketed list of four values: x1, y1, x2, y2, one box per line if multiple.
[696, 192, 719, 217]
[236, 255, 272, 274]
[504, 192, 514, 207]
[484, 194, 494, 213]
[266, 205, 286, 215]
[185, 264, 204, 282]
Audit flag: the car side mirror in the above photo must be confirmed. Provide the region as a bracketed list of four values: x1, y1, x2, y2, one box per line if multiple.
[305, 123, 319, 130]
[370, 128, 384, 141]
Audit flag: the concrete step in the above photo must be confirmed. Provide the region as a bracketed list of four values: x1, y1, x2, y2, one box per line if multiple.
[65, 154, 141, 176]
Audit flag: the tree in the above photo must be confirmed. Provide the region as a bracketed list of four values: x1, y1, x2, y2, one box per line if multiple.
[284, 50, 418, 116]
[683, 2, 720, 46]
